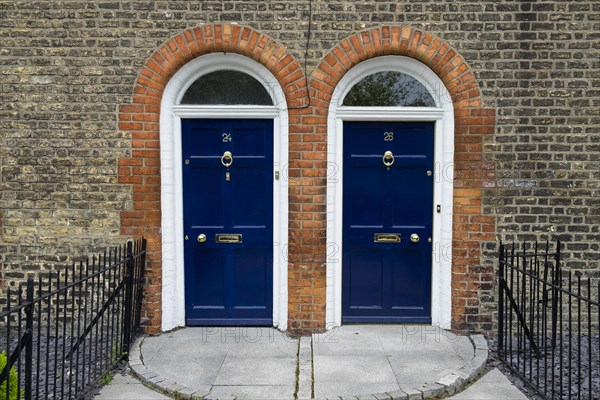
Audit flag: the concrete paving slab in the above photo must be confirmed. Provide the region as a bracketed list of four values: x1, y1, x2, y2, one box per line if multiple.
[315, 381, 401, 399]
[313, 332, 386, 356]
[173, 326, 294, 345]
[214, 355, 297, 386]
[116, 325, 490, 400]
[207, 385, 296, 399]
[313, 355, 400, 398]
[331, 324, 408, 336]
[449, 368, 527, 399]
[378, 330, 463, 354]
[94, 373, 170, 400]
[387, 349, 467, 386]
[224, 339, 299, 358]
[156, 327, 298, 358]
[145, 355, 226, 386]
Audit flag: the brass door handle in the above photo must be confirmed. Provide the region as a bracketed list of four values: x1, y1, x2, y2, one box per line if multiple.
[410, 233, 420, 243]
[197, 233, 207, 243]
[221, 151, 233, 167]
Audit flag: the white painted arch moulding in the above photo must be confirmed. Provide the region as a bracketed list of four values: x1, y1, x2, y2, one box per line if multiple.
[326, 55, 454, 329]
[159, 53, 289, 331]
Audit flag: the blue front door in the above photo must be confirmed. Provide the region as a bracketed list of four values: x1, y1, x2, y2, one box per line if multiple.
[342, 121, 434, 323]
[182, 119, 273, 326]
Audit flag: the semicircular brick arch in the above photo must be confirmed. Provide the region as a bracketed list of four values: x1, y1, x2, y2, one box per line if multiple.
[309, 25, 497, 333]
[117, 24, 307, 333]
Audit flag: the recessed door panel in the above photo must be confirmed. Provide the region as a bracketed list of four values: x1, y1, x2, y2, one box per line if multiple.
[343, 121, 434, 323]
[348, 248, 384, 309]
[233, 248, 269, 308]
[391, 167, 428, 227]
[187, 249, 225, 309]
[182, 119, 273, 325]
[349, 166, 385, 226]
[233, 165, 268, 227]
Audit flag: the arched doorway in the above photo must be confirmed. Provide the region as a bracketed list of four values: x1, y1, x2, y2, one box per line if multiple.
[326, 56, 454, 328]
[159, 53, 289, 330]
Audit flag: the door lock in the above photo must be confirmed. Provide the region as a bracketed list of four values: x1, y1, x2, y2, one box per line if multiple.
[197, 233, 207, 243]
[410, 233, 420, 243]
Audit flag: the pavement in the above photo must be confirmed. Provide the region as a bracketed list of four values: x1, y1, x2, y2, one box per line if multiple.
[94, 325, 528, 400]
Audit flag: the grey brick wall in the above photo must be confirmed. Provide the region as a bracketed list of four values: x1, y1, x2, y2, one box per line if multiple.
[0, 1, 598, 302]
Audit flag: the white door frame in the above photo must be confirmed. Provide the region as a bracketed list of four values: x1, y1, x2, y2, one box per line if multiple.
[159, 53, 289, 331]
[326, 56, 454, 329]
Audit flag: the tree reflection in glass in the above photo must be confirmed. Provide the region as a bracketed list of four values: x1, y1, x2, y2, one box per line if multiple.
[343, 71, 436, 107]
[181, 70, 273, 105]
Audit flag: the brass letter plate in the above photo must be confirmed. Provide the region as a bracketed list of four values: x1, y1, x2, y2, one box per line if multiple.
[374, 233, 401, 243]
[215, 234, 242, 244]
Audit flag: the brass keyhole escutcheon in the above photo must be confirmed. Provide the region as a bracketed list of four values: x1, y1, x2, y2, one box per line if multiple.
[410, 233, 420, 243]
[382, 150, 395, 167]
[221, 151, 233, 168]
[197, 233, 207, 243]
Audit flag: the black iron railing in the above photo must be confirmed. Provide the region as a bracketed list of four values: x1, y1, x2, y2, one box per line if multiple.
[498, 241, 599, 400]
[0, 238, 146, 400]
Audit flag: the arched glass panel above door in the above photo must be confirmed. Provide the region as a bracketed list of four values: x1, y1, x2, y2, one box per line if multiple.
[181, 70, 274, 105]
[342, 71, 436, 107]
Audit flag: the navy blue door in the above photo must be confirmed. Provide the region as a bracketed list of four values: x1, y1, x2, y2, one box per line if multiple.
[182, 119, 273, 326]
[342, 121, 434, 323]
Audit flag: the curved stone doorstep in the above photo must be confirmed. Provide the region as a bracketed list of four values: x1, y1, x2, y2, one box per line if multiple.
[381, 334, 489, 400]
[127, 334, 489, 400]
[128, 336, 211, 399]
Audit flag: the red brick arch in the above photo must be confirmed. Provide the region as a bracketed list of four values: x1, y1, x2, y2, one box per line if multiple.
[117, 24, 307, 333]
[303, 26, 497, 333]
[119, 23, 496, 335]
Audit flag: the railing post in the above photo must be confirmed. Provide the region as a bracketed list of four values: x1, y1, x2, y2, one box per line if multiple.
[24, 278, 34, 400]
[133, 238, 147, 335]
[498, 242, 505, 354]
[551, 240, 561, 349]
[122, 241, 134, 358]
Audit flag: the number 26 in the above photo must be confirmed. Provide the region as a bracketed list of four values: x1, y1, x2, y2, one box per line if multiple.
[384, 131, 394, 141]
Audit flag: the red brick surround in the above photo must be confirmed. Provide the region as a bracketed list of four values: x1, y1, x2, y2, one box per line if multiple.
[307, 26, 496, 334]
[118, 24, 496, 335]
[118, 24, 307, 333]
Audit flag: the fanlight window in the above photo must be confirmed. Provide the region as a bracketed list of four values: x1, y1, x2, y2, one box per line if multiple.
[342, 71, 436, 107]
[181, 70, 273, 105]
